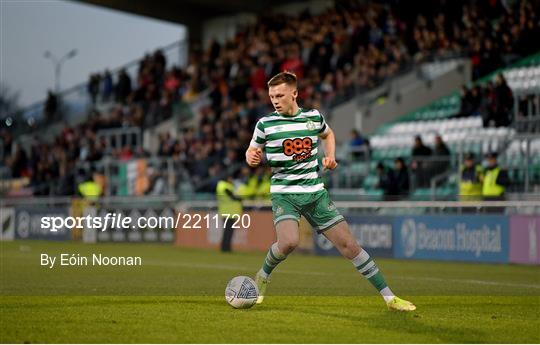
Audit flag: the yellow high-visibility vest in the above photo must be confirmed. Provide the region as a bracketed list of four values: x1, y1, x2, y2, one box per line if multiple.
[256, 175, 271, 199]
[216, 180, 242, 216]
[483, 167, 505, 196]
[459, 165, 483, 196]
[78, 181, 102, 200]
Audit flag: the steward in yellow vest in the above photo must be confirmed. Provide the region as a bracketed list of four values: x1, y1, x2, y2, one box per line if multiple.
[216, 177, 242, 217]
[216, 175, 243, 252]
[255, 172, 271, 199]
[459, 153, 483, 201]
[252, 166, 271, 200]
[482, 152, 510, 199]
[238, 167, 258, 200]
[78, 173, 102, 201]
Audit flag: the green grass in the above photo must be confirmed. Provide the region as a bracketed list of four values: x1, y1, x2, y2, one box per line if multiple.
[1, 240, 539, 343]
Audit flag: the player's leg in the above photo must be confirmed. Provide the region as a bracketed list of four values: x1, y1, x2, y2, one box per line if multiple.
[255, 220, 299, 304]
[321, 222, 391, 297]
[255, 194, 301, 304]
[322, 220, 415, 311]
[305, 189, 415, 311]
[260, 219, 299, 277]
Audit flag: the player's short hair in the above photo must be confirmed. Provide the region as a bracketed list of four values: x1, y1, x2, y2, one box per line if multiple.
[267, 71, 297, 88]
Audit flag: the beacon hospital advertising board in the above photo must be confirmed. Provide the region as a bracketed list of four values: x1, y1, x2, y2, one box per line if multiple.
[393, 215, 509, 263]
[313, 215, 510, 263]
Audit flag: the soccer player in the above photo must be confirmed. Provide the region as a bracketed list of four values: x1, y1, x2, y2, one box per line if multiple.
[245, 71, 416, 311]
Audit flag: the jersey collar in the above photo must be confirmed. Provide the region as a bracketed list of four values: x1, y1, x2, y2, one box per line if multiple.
[277, 107, 303, 117]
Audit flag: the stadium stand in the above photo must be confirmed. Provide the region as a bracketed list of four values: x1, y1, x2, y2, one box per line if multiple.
[341, 52, 540, 200]
[1, 0, 539, 200]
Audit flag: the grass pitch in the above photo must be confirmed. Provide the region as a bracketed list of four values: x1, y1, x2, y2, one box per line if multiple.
[1, 240, 539, 343]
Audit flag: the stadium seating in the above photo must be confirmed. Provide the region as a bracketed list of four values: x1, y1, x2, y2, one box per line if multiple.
[3, 1, 539, 200]
[345, 53, 540, 199]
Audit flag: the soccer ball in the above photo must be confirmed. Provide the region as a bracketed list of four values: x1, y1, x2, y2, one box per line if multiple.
[225, 276, 259, 309]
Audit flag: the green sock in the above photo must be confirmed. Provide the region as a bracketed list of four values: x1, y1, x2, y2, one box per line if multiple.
[261, 243, 287, 277]
[351, 249, 389, 292]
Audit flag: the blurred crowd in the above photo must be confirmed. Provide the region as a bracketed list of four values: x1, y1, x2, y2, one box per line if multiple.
[455, 74, 515, 127]
[456, 72, 540, 129]
[371, 133, 452, 198]
[375, 150, 511, 202]
[2, 0, 539, 196]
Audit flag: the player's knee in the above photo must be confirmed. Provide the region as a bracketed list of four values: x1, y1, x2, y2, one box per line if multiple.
[338, 240, 360, 259]
[279, 237, 299, 254]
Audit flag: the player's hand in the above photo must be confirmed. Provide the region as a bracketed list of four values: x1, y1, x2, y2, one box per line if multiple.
[322, 156, 338, 171]
[246, 148, 263, 167]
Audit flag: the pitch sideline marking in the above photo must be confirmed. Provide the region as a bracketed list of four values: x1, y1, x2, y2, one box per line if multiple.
[145, 260, 540, 289]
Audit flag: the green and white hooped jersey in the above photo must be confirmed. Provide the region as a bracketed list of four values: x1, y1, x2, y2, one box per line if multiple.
[249, 108, 330, 194]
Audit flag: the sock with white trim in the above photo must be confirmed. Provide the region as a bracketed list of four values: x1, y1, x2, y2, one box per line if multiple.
[351, 249, 395, 303]
[260, 243, 287, 278]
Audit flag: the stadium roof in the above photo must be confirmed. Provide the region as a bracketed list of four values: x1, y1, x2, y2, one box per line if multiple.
[80, 0, 299, 44]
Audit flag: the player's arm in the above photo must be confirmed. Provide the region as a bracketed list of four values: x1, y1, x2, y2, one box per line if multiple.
[319, 125, 338, 170]
[247, 120, 265, 167]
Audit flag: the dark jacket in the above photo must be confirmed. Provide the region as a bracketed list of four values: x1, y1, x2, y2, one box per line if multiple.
[412, 144, 432, 158]
[390, 167, 410, 195]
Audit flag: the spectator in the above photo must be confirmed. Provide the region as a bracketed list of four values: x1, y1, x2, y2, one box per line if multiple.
[481, 81, 497, 126]
[216, 172, 242, 253]
[456, 86, 474, 118]
[102, 69, 113, 103]
[146, 167, 166, 195]
[254, 166, 271, 199]
[281, 46, 304, 79]
[482, 152, 510, 200]
[115, 68, 132, 103]
[459, 153, 483, 202]
[349, 129, 365, 159]
[9, 144, 29, 178]
[411, 135, 432, 187]
[482, 152, 511, 213]
[493, 74, 514, 127]
[411, 135, 432, 157]
[376, 162, 395, 200]
[0, 129, 13, 159]
[469, 86, 483, 115]
[77, 170, 102, 201]
[164, 70, 180, 94]
[391, 157, 410, 199]
[87, 73, 101, 105]
[44, 90, 58, 121]
[432, 134, 451, 176]
[54, 161, 75, 196]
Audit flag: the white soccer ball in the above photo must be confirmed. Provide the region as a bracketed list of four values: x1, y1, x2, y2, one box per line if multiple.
[225, 276, 259, 309]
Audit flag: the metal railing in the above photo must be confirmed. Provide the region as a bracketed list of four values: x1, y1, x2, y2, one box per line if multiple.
[325, 132, 540, 197]
[14, 153, 244, 199]
[75, 156, 183, 197]
[96, 127, 142, 153]
[2, 195, 539, 216]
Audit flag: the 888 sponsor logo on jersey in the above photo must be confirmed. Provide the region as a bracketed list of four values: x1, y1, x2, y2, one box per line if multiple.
[282, 137, 313, 162]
